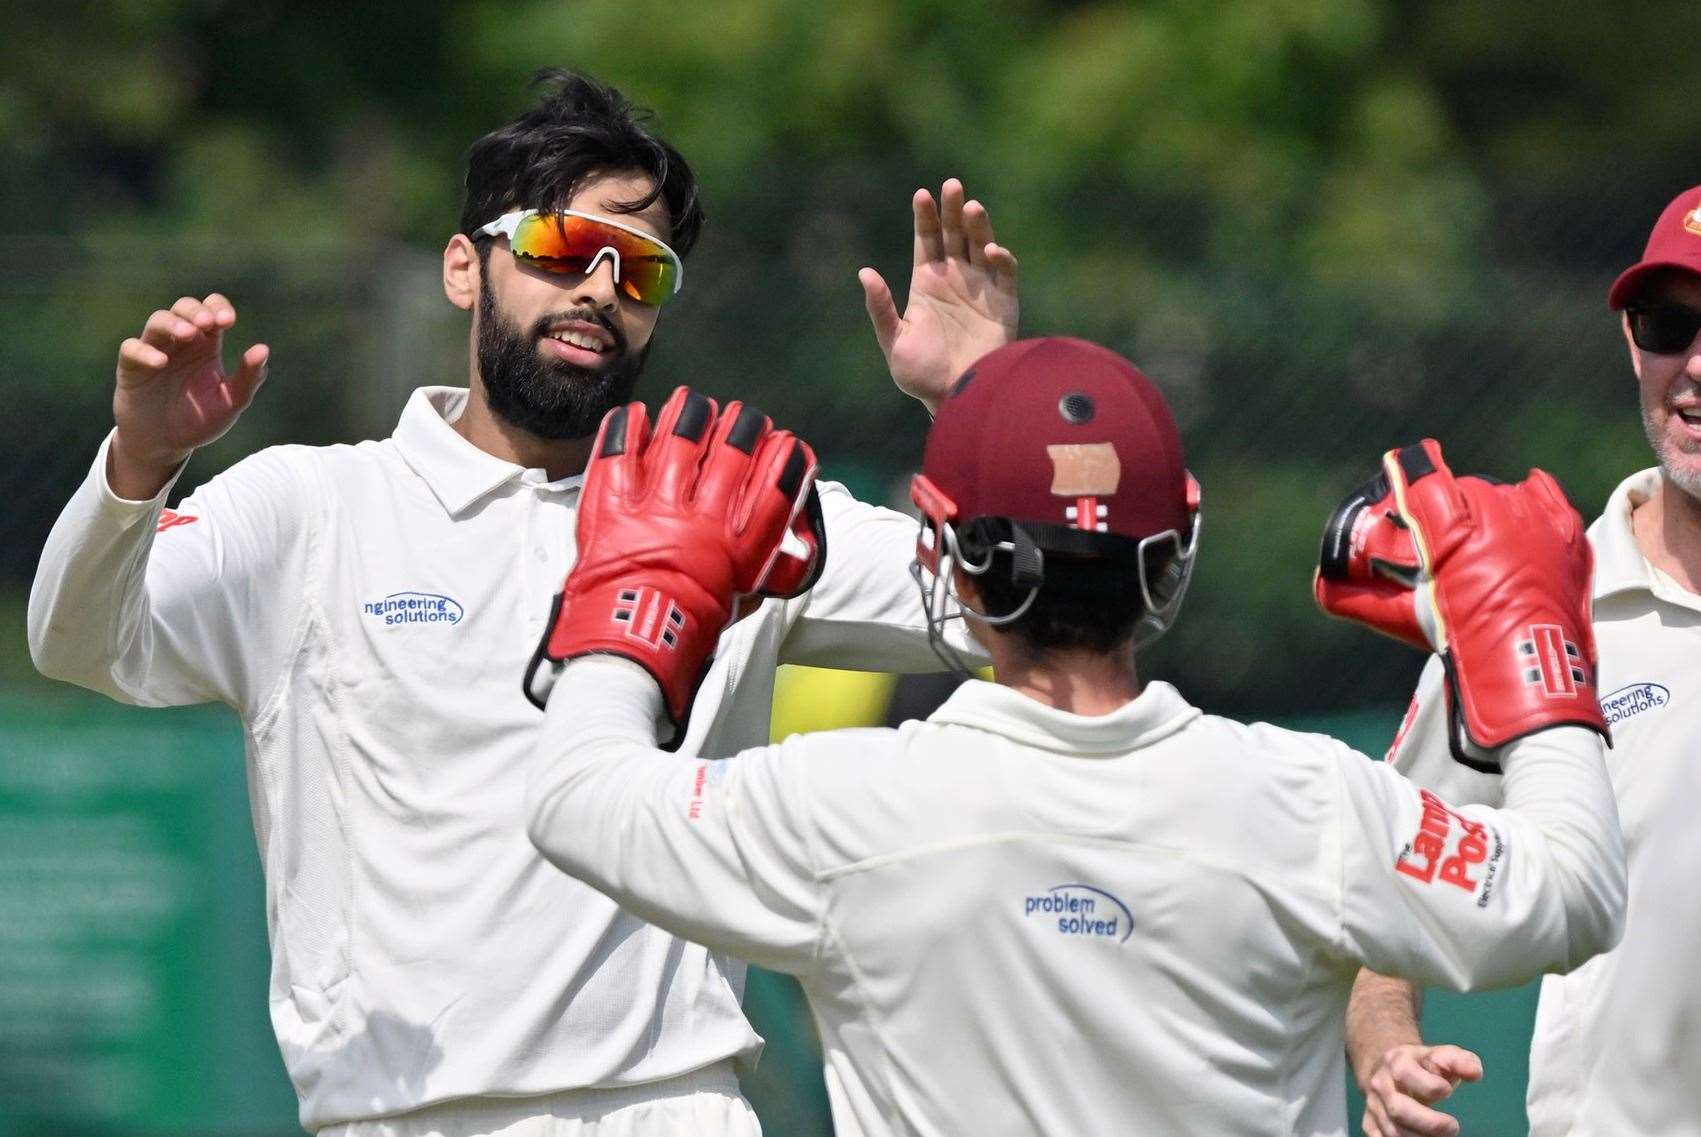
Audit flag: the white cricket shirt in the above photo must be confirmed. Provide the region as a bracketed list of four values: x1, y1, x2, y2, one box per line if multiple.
[529, 657, 1625, 1137]
[27, 387, 972, 1132]
[1391, 467, 1701, 1137]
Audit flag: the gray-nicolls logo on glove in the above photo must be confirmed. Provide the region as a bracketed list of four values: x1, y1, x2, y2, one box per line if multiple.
[612, 587, 686, 651]
[1517, 625, 1585, 697]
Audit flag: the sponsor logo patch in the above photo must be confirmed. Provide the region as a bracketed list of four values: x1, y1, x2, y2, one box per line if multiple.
[361, 591, 465, 627]
[688, 762, 708, 820]
[157, 509, 198, 533]
[1395, 788, 1505, 908]
[1022, 883, 1134, 943]
[1685, 205, 1701, 237]
[686, 760, 728, 820]
[1600, 681, 1670, 726]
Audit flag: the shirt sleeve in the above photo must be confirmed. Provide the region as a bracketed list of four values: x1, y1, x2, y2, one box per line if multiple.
[526, 657, 827, 975]
[27, 432, 313, 714]
[1333, 726, 1626, 991]
[1385, 654, 1506, 808]
[779, 480, 987, 671]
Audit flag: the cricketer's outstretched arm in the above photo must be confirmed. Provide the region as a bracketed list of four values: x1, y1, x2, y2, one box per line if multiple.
[29, 435, 310, 711]
[526, 657, 826, 976]
[1334, 725, 1625, 991]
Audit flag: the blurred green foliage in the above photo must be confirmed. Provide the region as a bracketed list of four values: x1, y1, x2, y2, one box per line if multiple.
[4, 0, 1698, 716]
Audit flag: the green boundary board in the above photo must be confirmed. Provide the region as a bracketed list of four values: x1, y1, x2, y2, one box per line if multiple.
[0, 697, 295, 1135]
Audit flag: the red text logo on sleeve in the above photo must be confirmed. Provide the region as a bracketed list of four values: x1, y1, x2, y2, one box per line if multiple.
[685, 761, 729, 822]
[688, 762, 708, 821]
[157, 509, 198, 533]
[1395, 788, 1502, 903]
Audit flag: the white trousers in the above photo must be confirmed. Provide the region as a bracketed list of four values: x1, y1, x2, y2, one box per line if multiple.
[318, 1063, 761, 1137]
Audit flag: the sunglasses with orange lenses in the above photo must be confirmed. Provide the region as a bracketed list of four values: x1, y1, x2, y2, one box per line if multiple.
[474, 209, 683, 306]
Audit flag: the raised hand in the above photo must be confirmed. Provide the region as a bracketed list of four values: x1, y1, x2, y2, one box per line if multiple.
[860, 178, 1019, 414]
[110, 293, 269, 499]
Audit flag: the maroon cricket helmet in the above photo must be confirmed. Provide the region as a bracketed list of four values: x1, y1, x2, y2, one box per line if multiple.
[913, 337, 1195, 552]
[1608, 184, 1701, 310]
[908, 337, 1201, 655]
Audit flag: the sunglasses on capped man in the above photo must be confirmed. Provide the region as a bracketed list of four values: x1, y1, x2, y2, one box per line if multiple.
[473, 209, 684, 307]
[1626, 301, 1701, 355]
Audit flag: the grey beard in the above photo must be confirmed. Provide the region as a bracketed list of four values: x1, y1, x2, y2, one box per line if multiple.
[1642, 404, 1701, 501]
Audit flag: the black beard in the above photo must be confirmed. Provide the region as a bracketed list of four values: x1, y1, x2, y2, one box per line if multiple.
[475, 273, 648, 440]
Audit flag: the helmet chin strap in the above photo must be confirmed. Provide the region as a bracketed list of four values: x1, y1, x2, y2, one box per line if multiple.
[911, 518, 1044, 676]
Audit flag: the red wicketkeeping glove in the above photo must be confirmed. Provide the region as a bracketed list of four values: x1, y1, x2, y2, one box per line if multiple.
[1315, 439, 1608, 770]
[1315, 464, 1426, 650]
[523, 386, 824, 740]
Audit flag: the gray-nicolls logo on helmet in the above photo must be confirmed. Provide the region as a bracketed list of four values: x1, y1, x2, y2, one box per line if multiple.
[908, 336, 1202, 673]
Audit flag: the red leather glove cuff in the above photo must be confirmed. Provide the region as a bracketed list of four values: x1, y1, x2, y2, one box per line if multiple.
[540, 574, 730, 733]
[1435, 561, 1608, 754]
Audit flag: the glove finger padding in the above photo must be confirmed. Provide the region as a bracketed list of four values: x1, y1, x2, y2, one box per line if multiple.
[1386, 441, 1605, 766]
[756, 485, 826, 599]
[1315, 470, 1426, 649]
[523, 388, 822, 745]
[744, 430, 823, 599]
[647, 387, 720, 505]
[689, 401, 825, 597]
[694, 402, 771, 514]
[735, 431, 808, 546]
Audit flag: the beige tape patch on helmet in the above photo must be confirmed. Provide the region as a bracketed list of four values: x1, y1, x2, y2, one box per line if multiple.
[1046, 443, 1121, 497]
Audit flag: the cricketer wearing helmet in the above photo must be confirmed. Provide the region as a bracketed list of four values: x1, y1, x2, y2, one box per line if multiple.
[523, 336, 1627, 1137]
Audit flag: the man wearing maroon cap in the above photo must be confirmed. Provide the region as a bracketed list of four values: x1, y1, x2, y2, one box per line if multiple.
[1348, 185, 1701, 1137]
[522, 337, 1626, 1136]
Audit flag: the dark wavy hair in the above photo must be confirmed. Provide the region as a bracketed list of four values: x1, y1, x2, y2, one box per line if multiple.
[458, 69, 705, 256]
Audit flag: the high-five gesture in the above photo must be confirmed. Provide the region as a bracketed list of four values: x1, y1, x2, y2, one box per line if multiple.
[110, 293, 269, 500]
[1316, 439, 1607, 767]
[860, 178, 1019, 414]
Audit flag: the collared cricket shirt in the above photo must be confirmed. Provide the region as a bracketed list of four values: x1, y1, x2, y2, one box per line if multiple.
[28, 386, 968, 1132]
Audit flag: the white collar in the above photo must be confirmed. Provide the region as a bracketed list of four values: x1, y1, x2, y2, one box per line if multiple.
[391, 387, 583, 517]
[927, 678, 1201, 755]
[1587, 467, 1701, 613]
